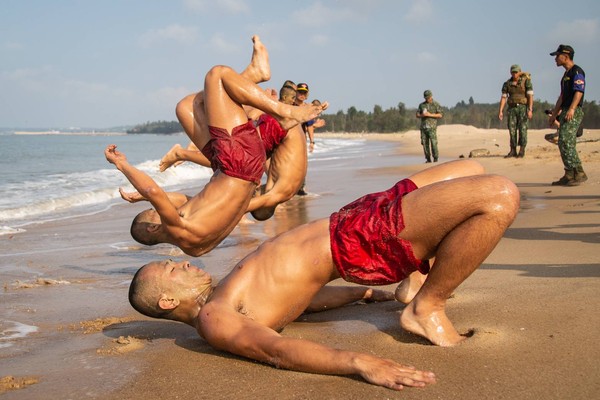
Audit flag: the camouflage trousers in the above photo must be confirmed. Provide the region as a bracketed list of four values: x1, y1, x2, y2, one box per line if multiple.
[507, 104, 528, 147]
[420, 127, 438, 160]
[558, 107, 584, 169]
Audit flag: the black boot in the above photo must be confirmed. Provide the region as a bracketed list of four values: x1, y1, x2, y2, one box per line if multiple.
[551, 169, 575, 186]
[504, 147, 517, 158]
[568, 166, 588, 186]
[517, 146, 526, 158]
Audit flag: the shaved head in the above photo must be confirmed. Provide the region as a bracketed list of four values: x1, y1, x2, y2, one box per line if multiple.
[130, 209, 161, 246]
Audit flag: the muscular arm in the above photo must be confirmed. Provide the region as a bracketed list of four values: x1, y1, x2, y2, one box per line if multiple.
[119, 188, 190, 207]
[304, 286, 394, 313]
[199, 303, 435, 390]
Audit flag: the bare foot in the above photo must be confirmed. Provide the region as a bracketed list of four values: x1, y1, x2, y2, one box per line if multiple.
[278, 101, 329, 131]
[241, 35, 271, 84]
[159, 144, 182, 172]
[400, 302, 466, 347]
[395, 271, 427, 304]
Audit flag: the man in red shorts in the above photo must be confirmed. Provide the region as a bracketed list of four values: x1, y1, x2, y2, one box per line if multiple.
[126, 159, 520, 391]
[105, 36, 327, 257]
[154, 82, 312, 221]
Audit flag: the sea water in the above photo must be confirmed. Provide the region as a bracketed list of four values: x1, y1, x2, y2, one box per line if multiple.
[0, 131, 366, 235]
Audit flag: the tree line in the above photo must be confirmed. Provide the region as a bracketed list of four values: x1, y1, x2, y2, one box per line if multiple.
[127, 99, 600, 134]
[126, 120, 182, 134]
[319, 99, 600, 133]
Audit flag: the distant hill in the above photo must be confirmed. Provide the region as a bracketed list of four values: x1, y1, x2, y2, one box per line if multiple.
[126, 120, 183, 134]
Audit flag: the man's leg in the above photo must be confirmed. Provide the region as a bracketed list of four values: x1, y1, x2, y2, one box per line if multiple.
[171, 35, 272, 158]
[505, 108, 518, 158]
[517, 107, 528, 158]
[410, 159, 485, 187]
[159, 143, 211, 171]
[430, 130, 439, 162]
[204, 67, 326, 132]
[421, 130, 431, 163]
[398, 172, 520, 346]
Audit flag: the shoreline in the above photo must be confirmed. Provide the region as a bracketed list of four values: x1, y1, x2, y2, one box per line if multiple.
[2, 125, 599, 399]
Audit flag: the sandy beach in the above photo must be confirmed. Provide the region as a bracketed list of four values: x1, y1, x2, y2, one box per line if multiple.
[1, 125, 599, 399]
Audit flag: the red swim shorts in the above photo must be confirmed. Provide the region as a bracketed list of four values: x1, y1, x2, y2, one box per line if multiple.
[201, 120, 266, 185]
[329, 179, 430, 285]
[256, 113, 288, 158]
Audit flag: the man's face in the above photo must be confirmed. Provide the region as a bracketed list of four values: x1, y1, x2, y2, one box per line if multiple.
[281, 92, 296, 105]
[426, 97, 433, 103]
[296, 90, 308, 104]
[554, 53, 567, 67]
[146, 259, 211, 292]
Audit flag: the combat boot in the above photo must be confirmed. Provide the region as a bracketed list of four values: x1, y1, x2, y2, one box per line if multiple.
[551, 169, 575, 186]
[517, 146, 526, 158]
[567, 166, 588, 186]
[504, 147, 517, 158]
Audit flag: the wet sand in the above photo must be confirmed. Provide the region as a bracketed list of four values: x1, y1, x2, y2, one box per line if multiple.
[1, 126, 599, 399]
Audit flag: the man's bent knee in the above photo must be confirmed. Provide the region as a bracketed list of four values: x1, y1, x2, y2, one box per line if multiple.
[205, 65, 233, 83]
[484, 175, 520, 223]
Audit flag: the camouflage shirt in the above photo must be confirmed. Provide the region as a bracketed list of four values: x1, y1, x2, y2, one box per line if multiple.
[418, 100, 443, 130]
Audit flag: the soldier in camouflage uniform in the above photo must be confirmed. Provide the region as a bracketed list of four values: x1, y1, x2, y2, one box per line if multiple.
[498, 64, 533, 158]
[548, 44, 587, 186]
[416, 90, 443, 163]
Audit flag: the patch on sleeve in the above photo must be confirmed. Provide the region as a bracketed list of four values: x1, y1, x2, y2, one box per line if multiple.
[573, 74, 585, 91]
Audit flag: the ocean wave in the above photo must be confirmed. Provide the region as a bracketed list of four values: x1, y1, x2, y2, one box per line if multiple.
[0, 158, 212, 225]
[0, 136, 366, 227]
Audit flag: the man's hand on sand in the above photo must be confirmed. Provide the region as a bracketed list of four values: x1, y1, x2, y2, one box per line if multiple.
[358, 355, 436, 390]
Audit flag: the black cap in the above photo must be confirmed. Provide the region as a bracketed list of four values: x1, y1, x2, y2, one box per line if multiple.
[550, 44, 574, 57]
[297, 83, 309, 92]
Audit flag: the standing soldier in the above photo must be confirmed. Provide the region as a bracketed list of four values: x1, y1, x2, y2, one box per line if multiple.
[416, 90, 443, 163]
[498, 65, 534, 158]
[548, 44, 587, 186]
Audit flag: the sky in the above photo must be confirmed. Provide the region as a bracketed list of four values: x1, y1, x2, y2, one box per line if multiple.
[1, 0, 599, 129]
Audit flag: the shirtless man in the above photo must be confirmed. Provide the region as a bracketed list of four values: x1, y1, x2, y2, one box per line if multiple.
[246, 84, 309, 220]
[127, 159, 520, 390]
[105, 36, 327, 256]
[156, 83, 313, 221]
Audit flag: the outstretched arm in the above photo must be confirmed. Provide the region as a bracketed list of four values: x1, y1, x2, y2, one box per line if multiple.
[105, 145, 183, 226]
[200, 304, 436, 391]
[304, 286, 394, 313]
[119, 188, 191, 207]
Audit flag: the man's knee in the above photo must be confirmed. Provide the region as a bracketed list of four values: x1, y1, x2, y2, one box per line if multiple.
[205, 65, 232, 83]
[175, 94, 195, 121]
[482, 175, 520, 223]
